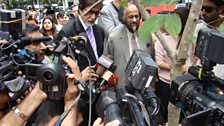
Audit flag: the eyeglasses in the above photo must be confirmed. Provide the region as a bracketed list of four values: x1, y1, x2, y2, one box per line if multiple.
[83, 8, 102, 17]
[201, 6, 217, 13]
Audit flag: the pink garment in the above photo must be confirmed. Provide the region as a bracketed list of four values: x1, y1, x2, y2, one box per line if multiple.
[154, 33, 178, 84]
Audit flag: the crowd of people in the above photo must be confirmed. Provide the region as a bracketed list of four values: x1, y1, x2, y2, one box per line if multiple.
[0, 0, 224, 126]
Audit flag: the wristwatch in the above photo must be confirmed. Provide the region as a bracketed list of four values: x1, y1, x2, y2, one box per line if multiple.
[12, 106, 28, 120]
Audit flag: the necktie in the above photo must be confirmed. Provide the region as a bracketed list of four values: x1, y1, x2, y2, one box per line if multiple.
[131, 34, 138, 51]
[86, 27, 98, 59]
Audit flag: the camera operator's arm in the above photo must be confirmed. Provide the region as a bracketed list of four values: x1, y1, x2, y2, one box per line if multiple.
[60, 74, 80, 126]
[0, 39, 9, 44]
[59, 56, 81, 126]
[0, 83, 47, 126]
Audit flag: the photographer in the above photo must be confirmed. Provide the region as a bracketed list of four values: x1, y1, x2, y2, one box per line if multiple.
[0, 56, 81, 126]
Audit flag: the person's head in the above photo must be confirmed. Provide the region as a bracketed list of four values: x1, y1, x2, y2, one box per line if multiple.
[201, 0, 224, 23]
[42, 16, 57, 33]
[23, 24, 46, 62]
[173, 7, 190, 36]
[78, 0, 103, 27]
[56, 10, 69, 25]
[123, 4, 140, 33]
[71, 4, 79, 17]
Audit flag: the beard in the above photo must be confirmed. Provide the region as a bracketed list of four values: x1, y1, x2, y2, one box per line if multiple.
[125, 21, 139, 33]
[85, 21, 94, 27]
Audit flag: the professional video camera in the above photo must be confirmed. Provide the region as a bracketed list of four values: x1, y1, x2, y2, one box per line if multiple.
[170, 30, 224, 126]
[0, 9, 26, 40]
[96, 50, 159, 126]
[0, 36, 69, 105]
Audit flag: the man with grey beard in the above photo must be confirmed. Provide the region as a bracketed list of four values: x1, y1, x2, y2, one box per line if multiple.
[105, 3, 151, 89]
[57, 0, 106, 71]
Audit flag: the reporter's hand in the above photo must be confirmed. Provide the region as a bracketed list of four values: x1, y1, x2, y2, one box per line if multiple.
[64, 74, 80, 104]
[62, 56, 81, 80]
[81, 66, 99, 81]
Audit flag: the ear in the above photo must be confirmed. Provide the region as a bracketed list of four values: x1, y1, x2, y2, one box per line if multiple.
[218, 6, 224, 14]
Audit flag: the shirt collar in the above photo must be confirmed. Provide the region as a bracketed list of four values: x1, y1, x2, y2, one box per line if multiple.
[125, 27, 137, 36]
[78, 15, 88, 31]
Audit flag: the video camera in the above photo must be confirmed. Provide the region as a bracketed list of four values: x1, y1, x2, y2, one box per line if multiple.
[0, 36, 69, 105]
[96, 50, 159, 126]
[170, 30, 224, 126]
[0, 9, 26, 40]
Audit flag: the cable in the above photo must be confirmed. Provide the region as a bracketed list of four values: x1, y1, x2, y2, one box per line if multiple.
[86, 57, 92, 126]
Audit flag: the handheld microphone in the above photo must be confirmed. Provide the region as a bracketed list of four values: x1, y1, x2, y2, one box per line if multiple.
[107, 74, 119, 87]
[94, 65, 117, 93]
[17, 36, 51, 47]
[95, 55, 114, 76]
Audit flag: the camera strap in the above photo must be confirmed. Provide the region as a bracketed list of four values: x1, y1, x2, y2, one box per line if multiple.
[54, 91, 81, 126]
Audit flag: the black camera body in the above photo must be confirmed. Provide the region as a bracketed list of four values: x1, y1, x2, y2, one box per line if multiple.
[96, 50, 159, 126]
[170, 30, 224, 126]
[25, 63, 67, 100]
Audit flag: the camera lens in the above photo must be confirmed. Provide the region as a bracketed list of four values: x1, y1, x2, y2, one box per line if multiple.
[43, 71, 54, 81]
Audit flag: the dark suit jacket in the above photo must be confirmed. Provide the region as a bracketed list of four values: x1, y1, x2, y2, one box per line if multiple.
[57, 17, 106, 70]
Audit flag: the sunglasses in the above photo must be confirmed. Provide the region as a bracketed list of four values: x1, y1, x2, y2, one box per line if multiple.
[201, 6, 217, 13]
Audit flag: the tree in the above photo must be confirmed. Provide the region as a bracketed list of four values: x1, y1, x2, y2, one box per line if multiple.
[132, 0, 204, 125]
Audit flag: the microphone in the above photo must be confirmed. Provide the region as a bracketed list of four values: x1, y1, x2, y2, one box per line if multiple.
[95, 55, 114, 76]
[17, 36, 51, 47]
[107, 74, 119, 87]
[93, 65, 117, 93]
[69, 32, 88, 48]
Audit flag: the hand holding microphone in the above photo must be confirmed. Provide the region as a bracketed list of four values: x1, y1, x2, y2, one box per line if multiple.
[81, 66, 99, 81]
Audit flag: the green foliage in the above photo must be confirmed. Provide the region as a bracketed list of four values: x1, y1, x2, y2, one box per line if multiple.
[188, 35, 196, 44]
[165, 14, 181, 39]
[139, 14, 165, 41]
[217, 23, 224, 32]
[140, 0, 178, 7]
[120, 0, 128, 7]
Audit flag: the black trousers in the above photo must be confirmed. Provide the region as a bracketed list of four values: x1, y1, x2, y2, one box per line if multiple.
[155, 79, 170, 124]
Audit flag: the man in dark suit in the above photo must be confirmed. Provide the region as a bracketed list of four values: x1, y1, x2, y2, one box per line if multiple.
[57, 0, 106, 72]
[57, 0, 105, 125]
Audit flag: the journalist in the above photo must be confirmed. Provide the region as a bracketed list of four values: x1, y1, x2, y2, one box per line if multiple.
[0, 56, 82, 126]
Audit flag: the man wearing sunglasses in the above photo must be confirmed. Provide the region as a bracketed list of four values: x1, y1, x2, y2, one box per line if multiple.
[195, 0, 224, 36]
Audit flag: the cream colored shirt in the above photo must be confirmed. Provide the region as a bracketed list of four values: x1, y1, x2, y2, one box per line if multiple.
[126, 28, 140, 56]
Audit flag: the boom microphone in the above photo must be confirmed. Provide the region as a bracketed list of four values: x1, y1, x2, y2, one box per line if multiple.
[17, 36, 51, 47]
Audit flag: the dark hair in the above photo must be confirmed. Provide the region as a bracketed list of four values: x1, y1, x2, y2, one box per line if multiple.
[71, 4, 78, 9]
[173, 7, 190, 49]
[78, 0, 103, 10]
[56, 10, 66, 19]
[41, 16, 58, 39]
[33, 99, 64, 126]
[173, 7, 190, 36]
[208, 0, 224, 6]
[21, 24, 39, 36]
